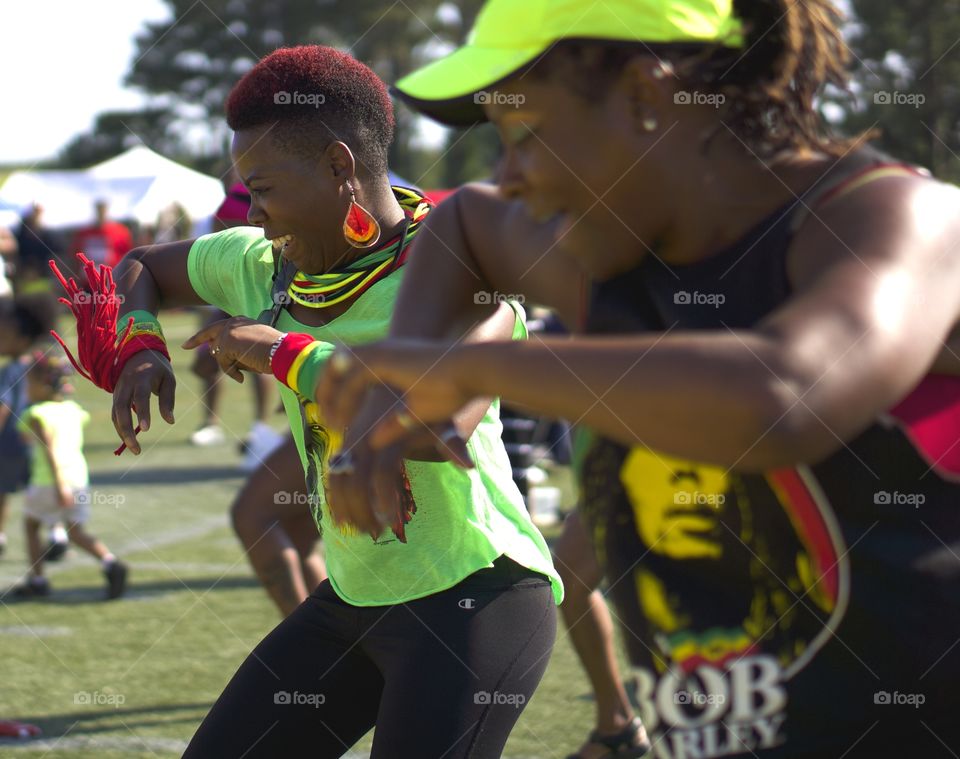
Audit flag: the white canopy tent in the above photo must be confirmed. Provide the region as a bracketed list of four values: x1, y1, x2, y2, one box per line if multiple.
[88, 146, 225, 225]
[0, 147, 225, 229]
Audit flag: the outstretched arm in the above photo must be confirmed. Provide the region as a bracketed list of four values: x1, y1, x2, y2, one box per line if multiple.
[321, 176, 960, 471]
[390, 183, 585, 336]
[114, 239, 205, 313]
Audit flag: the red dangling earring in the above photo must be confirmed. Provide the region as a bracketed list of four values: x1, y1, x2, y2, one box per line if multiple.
[342, 181, 381, 248]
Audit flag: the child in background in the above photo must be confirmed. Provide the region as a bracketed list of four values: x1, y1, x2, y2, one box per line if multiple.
[13, 353, 128, 599]
[0, 302, 52, 556]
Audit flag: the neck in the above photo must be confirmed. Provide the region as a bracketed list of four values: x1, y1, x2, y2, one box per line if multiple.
[301, 180, 408, 274]
[654, 145, 830, 266]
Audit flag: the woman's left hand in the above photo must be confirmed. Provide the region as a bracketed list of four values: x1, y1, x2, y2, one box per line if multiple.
[182, 317, 282, 382]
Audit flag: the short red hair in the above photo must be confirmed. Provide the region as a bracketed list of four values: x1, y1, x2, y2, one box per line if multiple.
[227, 45, 395, 176]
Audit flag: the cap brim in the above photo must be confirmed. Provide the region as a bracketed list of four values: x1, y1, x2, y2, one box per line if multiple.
[393, 45, 543, 127]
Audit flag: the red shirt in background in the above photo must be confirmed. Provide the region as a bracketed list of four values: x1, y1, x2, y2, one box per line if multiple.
[424, 189, 455, 206]
[72, 222, 133, 267]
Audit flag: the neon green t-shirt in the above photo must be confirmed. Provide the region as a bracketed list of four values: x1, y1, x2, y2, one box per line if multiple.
[18, 400, 90, 488]
[187, 227, 563, 606]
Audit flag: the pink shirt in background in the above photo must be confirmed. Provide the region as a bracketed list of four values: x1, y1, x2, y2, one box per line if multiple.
[215, 183, 251, 227]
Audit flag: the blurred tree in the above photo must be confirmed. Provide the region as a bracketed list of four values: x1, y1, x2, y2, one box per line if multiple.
[58, 108, 181, 168]
[843, 0, 960, 181]
[425, 0, 503, 189]
[122, 0, 498, 184]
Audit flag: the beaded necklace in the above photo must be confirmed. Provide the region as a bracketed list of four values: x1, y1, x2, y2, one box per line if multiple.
[286, 186, 430, 309]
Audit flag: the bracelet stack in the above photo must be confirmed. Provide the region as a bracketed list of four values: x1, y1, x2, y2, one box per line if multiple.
[270, 332, 335, 395]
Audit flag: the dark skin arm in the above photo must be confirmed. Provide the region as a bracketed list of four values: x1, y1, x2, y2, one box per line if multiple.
[111, 239, 202, 453]
[313, 184, 586, 534]
[391, 183, 585, 331]
[367, 183, 583, 443]
[324, 298, 517, 536]
[320, 176, 960, 472]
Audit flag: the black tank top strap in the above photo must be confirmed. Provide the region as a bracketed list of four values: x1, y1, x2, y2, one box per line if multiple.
[788, 146, 929, 235]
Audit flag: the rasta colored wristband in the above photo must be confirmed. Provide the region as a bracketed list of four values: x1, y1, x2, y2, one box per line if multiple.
[271, 333, 316, 391]
[114, 310, 170, 374]
[117, 309, 165, 338]
[271, 334, 335, 394]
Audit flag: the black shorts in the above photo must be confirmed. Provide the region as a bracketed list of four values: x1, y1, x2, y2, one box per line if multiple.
[184, 556, 557, 758]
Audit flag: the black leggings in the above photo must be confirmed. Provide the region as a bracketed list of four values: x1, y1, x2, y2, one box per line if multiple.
[183, 556, 557, 758]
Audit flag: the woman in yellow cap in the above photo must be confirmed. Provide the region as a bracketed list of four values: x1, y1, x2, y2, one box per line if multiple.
[300, 1, 960, 757]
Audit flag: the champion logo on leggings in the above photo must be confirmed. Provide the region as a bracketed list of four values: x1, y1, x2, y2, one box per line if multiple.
[458, 598, 476, 610]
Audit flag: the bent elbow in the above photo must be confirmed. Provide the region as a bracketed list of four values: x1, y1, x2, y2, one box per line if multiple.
[736, 377, 847, 472]
[124, 246, 151, 265]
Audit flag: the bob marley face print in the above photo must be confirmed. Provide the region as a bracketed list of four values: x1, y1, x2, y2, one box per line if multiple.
[622, 449, 730, 561]
[577, 435, 849, 756]
[616, 447, 839, 671]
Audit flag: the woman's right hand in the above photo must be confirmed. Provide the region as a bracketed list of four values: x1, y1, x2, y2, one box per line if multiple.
[111, 350, 177, 455]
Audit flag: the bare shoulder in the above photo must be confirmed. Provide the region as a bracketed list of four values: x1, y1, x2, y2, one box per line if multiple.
[788, 173, 960, 291]
[457, 183, 584, 327]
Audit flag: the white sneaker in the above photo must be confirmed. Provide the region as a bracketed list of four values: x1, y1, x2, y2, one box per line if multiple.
[190, 424, 225, 446]
[241, 422, 286, 472]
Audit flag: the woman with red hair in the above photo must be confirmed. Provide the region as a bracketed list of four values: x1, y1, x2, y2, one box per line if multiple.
[105, 45, 561, 757]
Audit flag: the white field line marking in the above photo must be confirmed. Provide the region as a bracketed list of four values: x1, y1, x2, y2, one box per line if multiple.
[0, 514, 230, 585]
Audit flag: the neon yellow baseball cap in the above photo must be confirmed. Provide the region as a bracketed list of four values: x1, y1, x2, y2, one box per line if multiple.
[394, 0, 744, 126]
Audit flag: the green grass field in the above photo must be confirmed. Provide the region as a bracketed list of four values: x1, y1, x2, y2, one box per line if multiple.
[0, 311, 622, 758]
